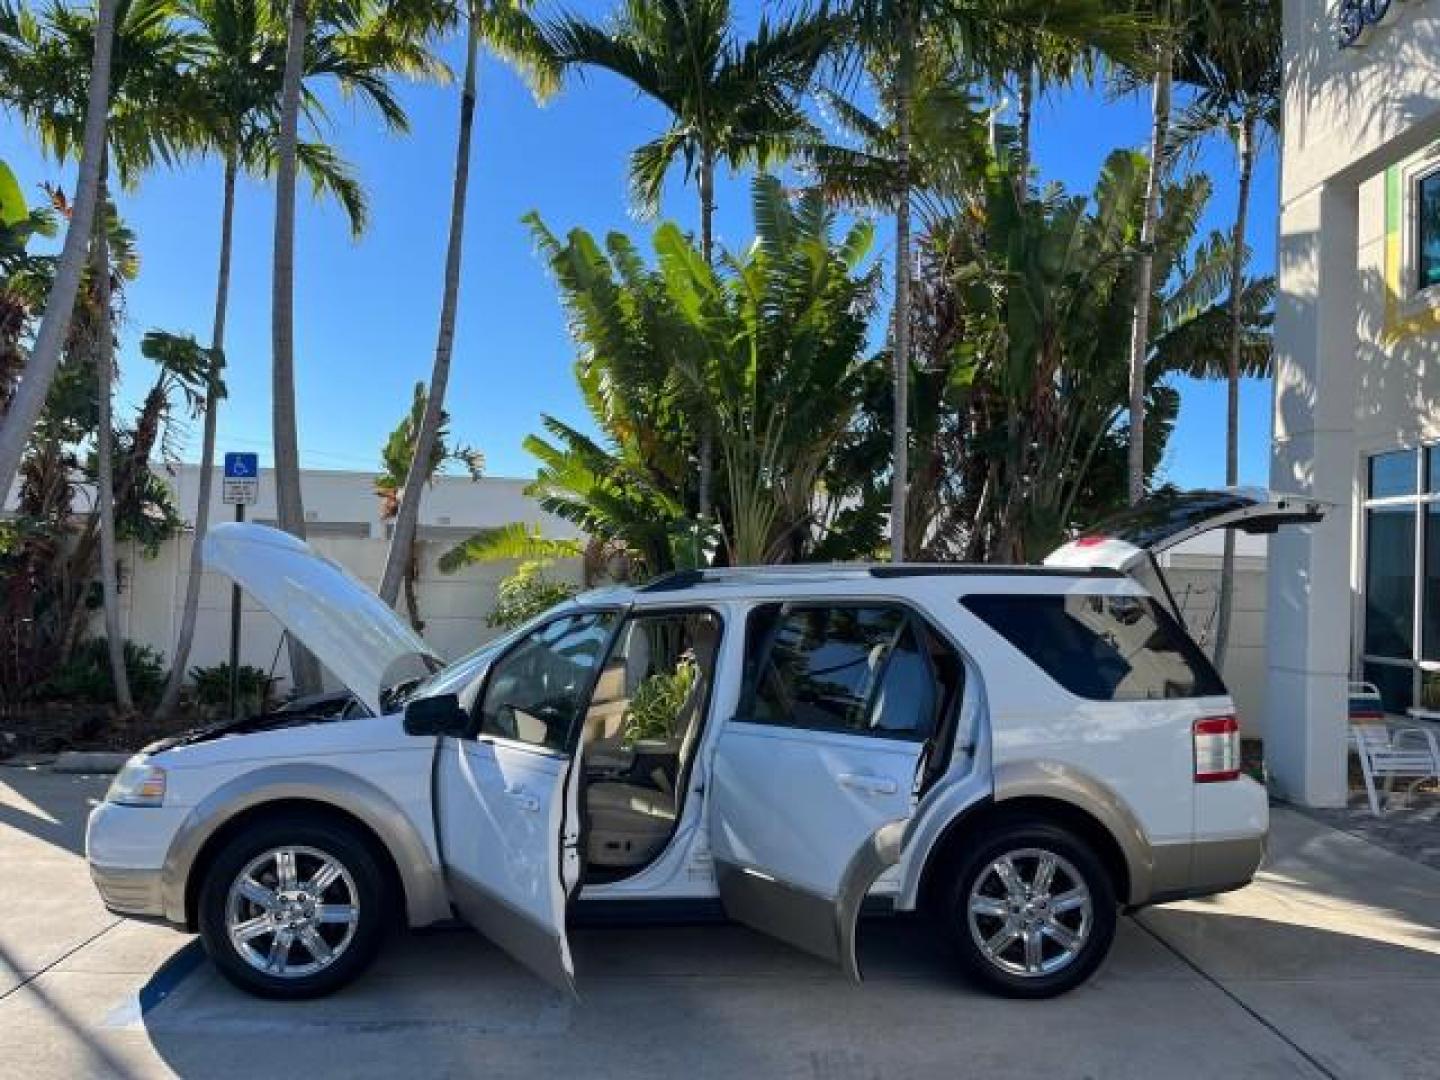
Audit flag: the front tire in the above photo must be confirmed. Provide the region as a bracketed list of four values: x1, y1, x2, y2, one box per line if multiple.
[941, 820, 1117, 998]
[197, 815, 388, 999]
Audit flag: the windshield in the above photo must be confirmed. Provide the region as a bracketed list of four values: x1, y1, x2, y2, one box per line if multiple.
[396, 601, 580, 706]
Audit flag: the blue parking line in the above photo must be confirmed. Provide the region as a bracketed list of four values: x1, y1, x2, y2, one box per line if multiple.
[137, 939, 207, 1016]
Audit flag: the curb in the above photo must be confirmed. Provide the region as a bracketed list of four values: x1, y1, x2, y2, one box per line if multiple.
[52, 751, 133, 774]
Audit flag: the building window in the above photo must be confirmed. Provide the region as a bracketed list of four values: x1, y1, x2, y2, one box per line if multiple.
[1368, 449, 1416, 499]
[1417, 170, 1440, 293]
[1360, 448, 1440, 714]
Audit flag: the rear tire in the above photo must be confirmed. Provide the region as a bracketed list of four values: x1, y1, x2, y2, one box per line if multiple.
[940, 819, 1116, 998]
[197, 815, 388, 999]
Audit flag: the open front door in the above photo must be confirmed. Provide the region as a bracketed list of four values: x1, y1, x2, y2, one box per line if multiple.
[433, 610, 621, 993]
[709, 603, 947, 981]
[1044, 488, 1326, 618]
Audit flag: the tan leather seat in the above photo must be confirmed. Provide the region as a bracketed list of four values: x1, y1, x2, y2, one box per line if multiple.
[585, 783, 676, 867]
[584, 619, 720, 869]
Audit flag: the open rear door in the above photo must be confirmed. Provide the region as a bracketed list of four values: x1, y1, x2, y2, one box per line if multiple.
[708, 602, 943, 981]
[1044, 488, 1325, 617]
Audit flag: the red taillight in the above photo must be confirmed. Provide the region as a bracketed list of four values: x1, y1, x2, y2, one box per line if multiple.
[1194, 715, 1241, 782]
[1074, 535, 1109, 548]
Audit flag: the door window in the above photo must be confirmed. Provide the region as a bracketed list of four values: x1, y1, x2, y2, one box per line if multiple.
[743, 604, 945, 741]
[477, 611, 618, 751]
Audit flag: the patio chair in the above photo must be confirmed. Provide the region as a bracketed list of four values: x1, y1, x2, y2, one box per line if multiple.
[1349, 719, 1440, 816]
[1349, 680, 1386, 723]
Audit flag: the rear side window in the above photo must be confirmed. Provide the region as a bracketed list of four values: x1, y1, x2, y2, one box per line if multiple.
[741, 604, 947, 740]
[962, 593, 1225, 701]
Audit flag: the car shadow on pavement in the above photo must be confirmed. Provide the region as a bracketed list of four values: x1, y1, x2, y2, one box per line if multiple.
[131, 908, 1440, 1079]
[0, 767, 107, 859]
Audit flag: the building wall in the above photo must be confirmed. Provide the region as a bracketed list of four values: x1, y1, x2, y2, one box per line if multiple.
[115, 534, 583, 695]
[1269, 0, 1440, 803]
[91, 467, 585, 697]
[1164, 538, 1269, 734]
[1282, 0, 1440, 206]
[1354, 153, 1440, 450]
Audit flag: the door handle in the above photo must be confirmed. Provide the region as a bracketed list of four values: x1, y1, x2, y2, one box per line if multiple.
[837, 773, 899, 796]
[504, 785, 541, 812]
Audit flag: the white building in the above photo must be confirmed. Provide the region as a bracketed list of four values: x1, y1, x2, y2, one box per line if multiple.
[1270, 0, 1440, 804]
[9, 466, 583, 696]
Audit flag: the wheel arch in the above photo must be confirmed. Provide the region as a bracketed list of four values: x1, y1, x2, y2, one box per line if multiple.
[914, 797, 1135, 912]
[161, 763, 450, 930]
[908, 762, 1154, 910]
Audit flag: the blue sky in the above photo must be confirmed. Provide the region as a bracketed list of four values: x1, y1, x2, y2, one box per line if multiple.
[0, 7, 1278, 493]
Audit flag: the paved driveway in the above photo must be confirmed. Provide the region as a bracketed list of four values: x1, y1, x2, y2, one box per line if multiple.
[2, 764, 1438, 1079]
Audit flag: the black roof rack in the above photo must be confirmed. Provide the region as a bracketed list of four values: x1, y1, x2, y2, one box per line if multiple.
[637, 563, 1124, 592]
[867, 564, 1124, 580]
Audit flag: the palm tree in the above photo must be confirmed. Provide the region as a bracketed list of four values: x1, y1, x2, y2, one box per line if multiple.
[376, 0, 556, 611]
[908, 149, 1274, 560]
[990, 18, 1105, 197]
[1171, 0, 1279, 670]
[0, 0, 118, 506]
[806, 58, 991, 235]
[1123, 29, 1172, 506]
[543, 0, 833, 522]
[836, 0, 1145, 559]
[153, 0, 386, 720]
[521, 176, 882, 569]
[269, 0, 434, 692]
[6, 0, 198, 708]
[375, 380, 482, 630]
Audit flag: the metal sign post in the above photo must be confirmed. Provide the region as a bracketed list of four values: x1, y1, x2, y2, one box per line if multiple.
[222, 453, 259, 719]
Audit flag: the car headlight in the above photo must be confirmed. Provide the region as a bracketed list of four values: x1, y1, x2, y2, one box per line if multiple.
[106, 759, 167, 807]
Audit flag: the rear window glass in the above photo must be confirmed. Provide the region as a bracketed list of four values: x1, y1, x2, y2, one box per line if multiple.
[1079, 490, 1256, 549]
[962, 593, 1225, 701]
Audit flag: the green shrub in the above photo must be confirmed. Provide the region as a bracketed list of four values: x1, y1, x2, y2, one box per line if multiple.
[33, 639, 169, 707]
[188, 662, 277, 715]
[486, 560, 579, 631]
[623, 659, 696, 745]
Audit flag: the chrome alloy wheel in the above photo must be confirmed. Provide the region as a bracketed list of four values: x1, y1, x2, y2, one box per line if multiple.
[966, 847, 1093, 978]
[225, 846, 360, 979]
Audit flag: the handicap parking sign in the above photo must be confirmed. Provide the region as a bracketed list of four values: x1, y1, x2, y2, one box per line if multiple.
[224, 452, 257, 478]
[222, 452, 259, 504]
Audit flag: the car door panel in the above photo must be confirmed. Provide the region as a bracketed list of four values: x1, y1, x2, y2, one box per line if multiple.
[430, 608, 623, 994]
[435, 735, 579, 993]
[709, 720, 924, 980]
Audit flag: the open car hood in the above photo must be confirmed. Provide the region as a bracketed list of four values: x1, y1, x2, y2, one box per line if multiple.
[1043, 488, 1327, 575]
[202, 522, 440, 715]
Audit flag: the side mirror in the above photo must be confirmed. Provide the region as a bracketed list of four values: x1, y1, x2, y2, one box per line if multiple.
[403, 693, 469, 738]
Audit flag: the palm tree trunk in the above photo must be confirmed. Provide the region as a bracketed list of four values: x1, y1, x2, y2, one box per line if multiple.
[92, 156, 132, 712]
[696, 145, 716, 525]
[889, 5, 916, 563]
[0, 0, 117, 494]
[154, 154, 237, 720]
[1212, 111, 1255, 673]
[1014, 57, 1034, 203]
[272, 0, 320, 694]
[403, 549, 422, 634]
[1125, 46, 1172, 505]
[379, 17, 480, 608]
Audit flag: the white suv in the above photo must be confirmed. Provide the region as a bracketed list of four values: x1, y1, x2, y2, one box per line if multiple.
[86, 490, 1321, 1000]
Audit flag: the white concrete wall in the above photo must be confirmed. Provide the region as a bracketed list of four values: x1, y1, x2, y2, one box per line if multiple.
[115, 534, 583, 696]
[1273, 1, 1440, 804]
[1166, 563, 1268, 734]
[84, 467, 585, 697]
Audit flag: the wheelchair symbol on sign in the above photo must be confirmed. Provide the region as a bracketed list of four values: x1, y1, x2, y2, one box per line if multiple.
[224, 453, 258, 479]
